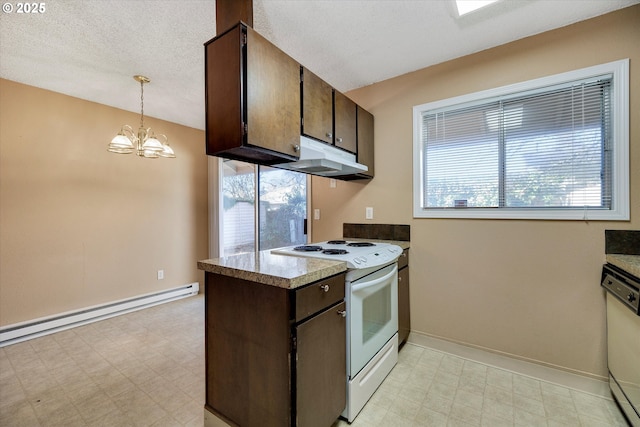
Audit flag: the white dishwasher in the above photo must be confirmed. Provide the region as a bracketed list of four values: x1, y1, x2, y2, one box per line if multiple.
[602, 264, 640, 427]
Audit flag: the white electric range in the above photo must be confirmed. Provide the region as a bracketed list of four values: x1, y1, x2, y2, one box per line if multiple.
[272, 240, 402, 422]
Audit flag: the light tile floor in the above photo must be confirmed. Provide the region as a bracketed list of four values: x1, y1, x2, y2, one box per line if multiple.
[334, 345, 629, 427]
[0, 294, 630, 427]
[0, 295, 205, 427]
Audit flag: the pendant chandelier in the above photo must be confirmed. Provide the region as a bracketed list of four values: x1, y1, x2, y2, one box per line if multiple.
[107, 75, 175, 158]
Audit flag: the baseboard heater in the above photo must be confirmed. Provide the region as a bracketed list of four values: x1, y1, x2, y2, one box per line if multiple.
[0, 282, 199, 348]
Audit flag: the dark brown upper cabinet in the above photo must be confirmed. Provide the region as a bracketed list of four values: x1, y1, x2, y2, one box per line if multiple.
[334, 91, 357, 154]
[204, 23, 301, 164]
[356, 106, 374, 178]
[205, 23, 374, 180]
[337, 106, 375, 180]
[301, 68, 357, 155]
[301, 68, 333, 145]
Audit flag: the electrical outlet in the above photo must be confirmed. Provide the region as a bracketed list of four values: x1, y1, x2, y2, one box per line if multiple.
[314, 209, 320, 220]
[329, 179, 337, 188]
[365, 207, 374, 220]
[157, 270, 164, 280]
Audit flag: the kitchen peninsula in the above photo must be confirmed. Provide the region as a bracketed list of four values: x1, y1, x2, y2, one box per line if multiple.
[197, 251, 348, 427]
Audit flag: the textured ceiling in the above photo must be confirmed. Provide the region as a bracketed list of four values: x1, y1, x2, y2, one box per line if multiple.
[0, 0, 637, 131]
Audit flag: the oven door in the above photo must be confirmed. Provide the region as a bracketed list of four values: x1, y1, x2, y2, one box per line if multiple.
[348, 263, 398, 377]
[606, 292, 640, 425]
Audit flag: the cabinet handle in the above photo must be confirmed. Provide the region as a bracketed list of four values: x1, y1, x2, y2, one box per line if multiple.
[337, 310, 346, 317]
[320, 284, 329, 292]
[293, 144, 300, 152]
[326, 132, 332, 139]
[336, 137, 343, 144]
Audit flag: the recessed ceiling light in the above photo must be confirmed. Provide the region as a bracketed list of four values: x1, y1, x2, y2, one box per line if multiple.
[455, 0, 499, 16]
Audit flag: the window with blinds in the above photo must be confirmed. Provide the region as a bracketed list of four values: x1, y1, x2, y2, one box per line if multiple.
[412, 60, 629, 220]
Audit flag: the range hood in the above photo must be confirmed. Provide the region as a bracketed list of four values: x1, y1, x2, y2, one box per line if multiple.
[274, 136, 368, 177]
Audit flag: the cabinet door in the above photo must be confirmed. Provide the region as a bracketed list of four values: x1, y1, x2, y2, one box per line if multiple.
[302, 68, 333, 144]
[398, 267, 410, 346]
[246, 26, 301, 157]
[334, 92, 357, 154]
[356, 106, 374, 177]
[296, 301, 346, 427]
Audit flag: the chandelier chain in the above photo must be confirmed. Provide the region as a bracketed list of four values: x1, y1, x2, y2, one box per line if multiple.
[140, 79, 145, 129]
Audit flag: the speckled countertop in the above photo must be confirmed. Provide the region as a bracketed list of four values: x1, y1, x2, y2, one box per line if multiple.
[197, 251, 346, 289]
[606, 254, 640, 279]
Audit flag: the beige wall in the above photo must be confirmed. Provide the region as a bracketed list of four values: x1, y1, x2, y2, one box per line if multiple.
[312, 5, 639, 379]
[0, 79, 209, 326]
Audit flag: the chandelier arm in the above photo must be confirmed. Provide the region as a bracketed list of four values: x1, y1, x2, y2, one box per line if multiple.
[121, 124, 136, 141]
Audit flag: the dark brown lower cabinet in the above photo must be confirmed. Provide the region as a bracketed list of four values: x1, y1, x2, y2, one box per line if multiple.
[296, 301, 346, 427]
[398, 249, 410, 346]
[204, 272, 346, 427]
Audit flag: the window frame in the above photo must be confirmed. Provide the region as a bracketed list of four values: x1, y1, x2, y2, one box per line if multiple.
[412, 59, 629, 220]
[213, 158, 312, 258]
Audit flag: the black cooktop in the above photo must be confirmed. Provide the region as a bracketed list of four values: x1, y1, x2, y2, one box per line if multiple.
[322, 249, 349, 255]
[347, 242, 375, 247]
[293, 245, 324, 252]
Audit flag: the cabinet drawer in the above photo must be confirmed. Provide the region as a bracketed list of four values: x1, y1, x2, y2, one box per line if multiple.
[398, 249, 409, 270]
[294, 274, 345, 322]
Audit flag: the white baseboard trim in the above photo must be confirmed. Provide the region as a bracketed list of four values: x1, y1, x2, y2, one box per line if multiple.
[0, 282, 199, 347]
[407, 331, 611, 399]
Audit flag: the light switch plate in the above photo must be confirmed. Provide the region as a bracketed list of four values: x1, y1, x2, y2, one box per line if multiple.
[314, 209, 320, 220]
[365, 207, 374, 220]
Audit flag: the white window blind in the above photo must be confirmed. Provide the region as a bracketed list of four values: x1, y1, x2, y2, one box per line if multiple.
[422, 77, 612, 209]
[413, 60, 629, 220]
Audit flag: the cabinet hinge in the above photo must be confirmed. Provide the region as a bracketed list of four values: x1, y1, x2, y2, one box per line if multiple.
[242, 33, 247, 46]
[242, 122, 248, 136]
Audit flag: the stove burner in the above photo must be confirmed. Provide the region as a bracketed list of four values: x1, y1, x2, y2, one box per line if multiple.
[293, 245, 324, 252]
[322, 249, 349, 255]
[347, 242, 375, 247]
[327, 240, 347, 245]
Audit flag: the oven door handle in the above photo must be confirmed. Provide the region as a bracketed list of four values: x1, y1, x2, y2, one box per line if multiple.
[351, 266, 397, 293]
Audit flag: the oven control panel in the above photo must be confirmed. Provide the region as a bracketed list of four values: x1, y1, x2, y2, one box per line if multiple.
[352, 246, 402, 267]
[602, 264, 640, 314]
